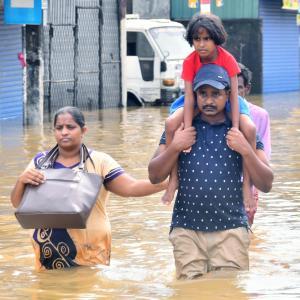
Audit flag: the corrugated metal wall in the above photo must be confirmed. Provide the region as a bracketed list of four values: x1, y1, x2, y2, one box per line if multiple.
[101, 0, 121, 108]
[0, 12, 23, 120]
[260, 0, 300, 93]
[171, 0, 258, 21]
[44, 0, 121, 113]
[48, 0, 76, 25]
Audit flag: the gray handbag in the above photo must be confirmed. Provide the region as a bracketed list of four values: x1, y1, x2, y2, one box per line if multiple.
[15, 145, 102, 229]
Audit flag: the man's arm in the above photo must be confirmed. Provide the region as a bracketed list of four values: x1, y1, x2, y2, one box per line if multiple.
[226, 128, 273, 193]
[148, 124, 196, 184]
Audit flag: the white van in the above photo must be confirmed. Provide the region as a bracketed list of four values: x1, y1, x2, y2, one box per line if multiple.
[126, 15, 193, 106]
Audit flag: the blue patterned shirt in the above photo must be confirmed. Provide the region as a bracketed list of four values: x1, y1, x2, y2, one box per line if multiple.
[171, 115, 248, 232]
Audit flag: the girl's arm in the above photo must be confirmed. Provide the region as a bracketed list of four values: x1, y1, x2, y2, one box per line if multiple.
[183, 80, 195, 129]
[10, 168, 45, 208]
[230, 75, 239, 129]
[105, 173, 167, 197]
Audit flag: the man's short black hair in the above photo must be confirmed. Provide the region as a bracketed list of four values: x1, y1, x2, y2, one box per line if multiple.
[238, 63, 252, 87]
[185, 14, 227, 47]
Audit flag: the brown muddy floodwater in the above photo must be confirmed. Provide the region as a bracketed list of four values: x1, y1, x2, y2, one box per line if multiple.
[1, 92, 300, 299]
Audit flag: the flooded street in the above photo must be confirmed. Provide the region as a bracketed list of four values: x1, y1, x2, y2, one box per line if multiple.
[1, 92, 300, 299]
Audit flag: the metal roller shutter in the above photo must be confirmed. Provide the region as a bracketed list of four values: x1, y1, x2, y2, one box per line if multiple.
[260, 0, 300, 93]
[0, 13, 23, 120]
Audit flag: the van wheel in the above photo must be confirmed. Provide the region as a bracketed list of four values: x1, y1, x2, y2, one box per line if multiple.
[154, 99, 163, 106]
[127, 93, 143, 107]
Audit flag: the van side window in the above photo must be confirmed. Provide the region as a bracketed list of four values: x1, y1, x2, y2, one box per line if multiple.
[127, 32, 154, 81]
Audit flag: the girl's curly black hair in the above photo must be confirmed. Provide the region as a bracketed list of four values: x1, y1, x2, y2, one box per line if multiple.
[186, 14, 227, 47]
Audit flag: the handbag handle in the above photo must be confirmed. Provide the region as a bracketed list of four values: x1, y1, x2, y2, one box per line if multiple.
[78, 146, 85, 171]
[36, 144, 93, 172]
[78, 144, 95, 172]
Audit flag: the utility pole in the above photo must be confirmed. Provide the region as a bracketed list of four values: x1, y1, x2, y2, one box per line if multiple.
[25, 24, 43, 125]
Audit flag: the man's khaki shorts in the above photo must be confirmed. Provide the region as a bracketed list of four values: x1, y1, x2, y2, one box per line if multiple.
[169, 227, 250, 280]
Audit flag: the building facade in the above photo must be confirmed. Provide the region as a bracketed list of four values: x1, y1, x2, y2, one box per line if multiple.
[1, 0, 123, 123]
[259, 0, 300, 93]
[0, 4, 24, 120]
[170, 0, 300, 94]
[43, 0, 122, 116]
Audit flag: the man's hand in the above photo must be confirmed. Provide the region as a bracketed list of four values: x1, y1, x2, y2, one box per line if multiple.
[171, 123, 196, 153]
[226, 127, 251, 156]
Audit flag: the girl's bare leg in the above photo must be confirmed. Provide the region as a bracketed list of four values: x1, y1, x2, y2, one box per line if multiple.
[161, 108, 184, 205]
[240, 115, 257, 223]
[161, 163, 179, 205]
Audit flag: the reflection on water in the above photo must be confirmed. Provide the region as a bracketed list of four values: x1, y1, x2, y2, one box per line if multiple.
[1, 92, 300, 299]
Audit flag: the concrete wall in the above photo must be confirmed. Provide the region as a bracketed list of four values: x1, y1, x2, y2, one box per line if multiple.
[25, 25, 43, 125]
[224, 19, 262, 94]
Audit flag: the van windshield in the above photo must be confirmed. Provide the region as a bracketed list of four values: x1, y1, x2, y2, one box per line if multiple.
[149, 27, 192, 60]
